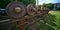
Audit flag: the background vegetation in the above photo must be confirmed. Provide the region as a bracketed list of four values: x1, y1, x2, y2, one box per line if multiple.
[0, 0, 36, 8]
[39, 3, 54, 10]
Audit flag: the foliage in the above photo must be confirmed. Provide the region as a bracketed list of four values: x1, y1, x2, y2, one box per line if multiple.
[0, 0, 11, 8]
[40, 3, 54, 10]
[19, 0, 36, 6]
[47, 3, 54, 10]
[41, 3, 47, 7]
[0, 0, 36, 8]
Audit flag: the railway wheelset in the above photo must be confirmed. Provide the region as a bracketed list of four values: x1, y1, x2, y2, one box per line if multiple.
[0, 1, 50, 30]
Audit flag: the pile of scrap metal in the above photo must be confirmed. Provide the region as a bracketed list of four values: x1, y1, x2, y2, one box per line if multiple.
[0, 1, 50, 30]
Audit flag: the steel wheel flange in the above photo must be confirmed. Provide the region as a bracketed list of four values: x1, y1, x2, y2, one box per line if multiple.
[6, 1, 26, 18]
[27, 4, 37, 15]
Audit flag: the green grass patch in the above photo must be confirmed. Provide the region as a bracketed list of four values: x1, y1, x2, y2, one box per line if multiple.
[49, 11, 60, 30]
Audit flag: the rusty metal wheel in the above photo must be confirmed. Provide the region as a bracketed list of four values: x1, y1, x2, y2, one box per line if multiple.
[36, 7, 42, 16]
[27, 4, 37, 15]
[6, 1, 26, 18]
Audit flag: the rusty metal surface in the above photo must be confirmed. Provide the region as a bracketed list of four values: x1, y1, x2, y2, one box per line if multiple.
[17, 5, 50, 30]
[6, 1, 26, 18]
[27, 4, 37, 15]
[0, 19, 16, 28]
[0, 2, 50, 30]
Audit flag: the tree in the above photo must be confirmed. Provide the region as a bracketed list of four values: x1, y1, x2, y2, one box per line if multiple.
[0, 0, 36, 8]
[40, 3, 54, 10]
[0, 0, 11, 8]
[41, 3, 47, 7]
[19, 0, 36, 6]
[47, 3, 54, 10]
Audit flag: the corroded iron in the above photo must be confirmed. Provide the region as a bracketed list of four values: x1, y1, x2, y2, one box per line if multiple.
[27, 4, 37, 15]
[0, 1, 26, 30]
[0, 1, 50, 30]
[6, 1, 26, 18]
[17, 4, 50, 30]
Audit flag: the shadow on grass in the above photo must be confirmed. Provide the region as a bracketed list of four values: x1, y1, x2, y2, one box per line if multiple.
[0, 13, 57, 30]
[45, 13, 57, 26]
[23, 14, 57, 30]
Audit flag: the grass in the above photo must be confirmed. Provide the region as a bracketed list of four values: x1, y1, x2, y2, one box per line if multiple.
[49, 11, 60, 30]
